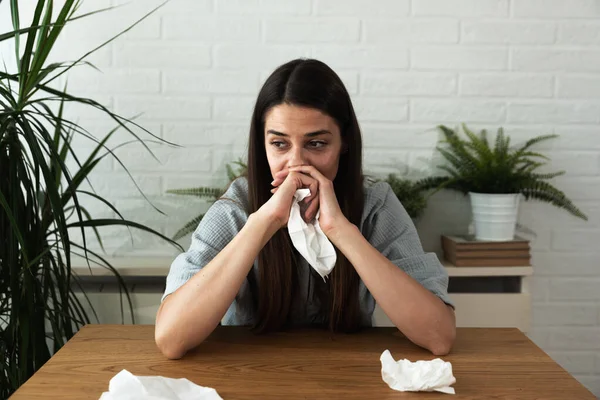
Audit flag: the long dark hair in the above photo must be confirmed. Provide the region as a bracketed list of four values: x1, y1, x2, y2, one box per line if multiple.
[247, 58, 365, 333]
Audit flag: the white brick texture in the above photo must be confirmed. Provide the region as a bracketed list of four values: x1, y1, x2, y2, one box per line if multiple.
[558, 23, 600, 45]
[534, 305, 598, 326]
[67, 69, 161, 96]
[512, 49, 600, 73]
[462, 22, 556, 44]
[215, 0, 311, 15]
[313, 0, 409, 16]
[163, 71, 260, 95]
[313, 46, 408, 69]
[215, 45, 311, 68]
[116, 96, 211, 120]
[459, 73, 554, 97]
[411, 99, 506, 123]
[413, 0, 508, 17]
[514, 0, 600, 18]
[362, 72, 457, 96]
[412, 47, 508, 70]
[353, 98, 408, 122]
[213, 96, 256, 121]
[363, 19, 459, 44]
[114, 42, 211, 69]
[549, 279, 600, 301]
[507, 102, 600, 124]
[163, 17, 260, 42]
[264, 19, 360, 43]
[557, 75, 600, 98]
[2, 0, 597, 394]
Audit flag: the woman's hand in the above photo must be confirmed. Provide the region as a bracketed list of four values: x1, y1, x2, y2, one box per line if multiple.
[271, 165, 350, 236]
[257, 170, 319, 230]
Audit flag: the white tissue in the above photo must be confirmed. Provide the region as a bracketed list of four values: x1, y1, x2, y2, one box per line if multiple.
[380, 350, 456, 395]
[99, 369, 223, 400]
[287, 188, 336, 280]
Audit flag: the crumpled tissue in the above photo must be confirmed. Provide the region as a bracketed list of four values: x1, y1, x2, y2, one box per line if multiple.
[287, 188, 336, 280]
[99, 369, 223, 400]
[380, 349, 456, 395]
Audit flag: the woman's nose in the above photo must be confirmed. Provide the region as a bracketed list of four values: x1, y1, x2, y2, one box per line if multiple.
[287, 148, 308, 169]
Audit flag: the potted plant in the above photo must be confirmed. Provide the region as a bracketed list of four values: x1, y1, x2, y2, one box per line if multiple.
[380, 174, 428, 220]
[416, 124, 587, 241]
[0, 1, 180, 397]
[168, 158, 247, 240]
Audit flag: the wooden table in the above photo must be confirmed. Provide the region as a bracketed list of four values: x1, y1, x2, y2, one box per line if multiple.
[11, 325, 595, 399]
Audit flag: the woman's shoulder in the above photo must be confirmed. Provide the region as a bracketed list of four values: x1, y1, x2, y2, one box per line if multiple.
[362, 178, 395, 212]
[217, 176, 250, 213]
[360, 177, 412, 230]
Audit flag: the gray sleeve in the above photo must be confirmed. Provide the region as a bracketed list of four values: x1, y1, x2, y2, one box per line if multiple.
[161, 197, 248, 302]
[363, 182, 454, 308]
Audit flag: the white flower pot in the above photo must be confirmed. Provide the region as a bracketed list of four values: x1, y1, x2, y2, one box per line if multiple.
[469, 192, 521, 241]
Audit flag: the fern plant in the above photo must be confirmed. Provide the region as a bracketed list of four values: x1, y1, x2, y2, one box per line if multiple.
[168, 158, 247, 240]
[415, 124, 587, 220]
[383, 174, 428, 219]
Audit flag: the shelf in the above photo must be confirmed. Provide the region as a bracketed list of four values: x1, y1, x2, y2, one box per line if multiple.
[72, 257, 533, 278]
[442, 260, 533, 277]
[72, 257, 172, 276]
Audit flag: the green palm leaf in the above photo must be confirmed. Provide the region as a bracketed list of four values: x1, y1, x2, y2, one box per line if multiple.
[1, 1, 178, 397]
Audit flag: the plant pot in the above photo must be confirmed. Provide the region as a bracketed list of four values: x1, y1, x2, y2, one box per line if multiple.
[468, 192, 521, 241]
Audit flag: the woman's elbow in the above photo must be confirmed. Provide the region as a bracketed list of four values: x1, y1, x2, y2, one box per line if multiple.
[430, 323, 456, 356]
[155, 325, 188, 360]
[430, 338, 453, 356]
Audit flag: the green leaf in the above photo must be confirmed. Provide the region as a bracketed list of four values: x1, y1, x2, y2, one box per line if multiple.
[519, 133, 558, 152]
[166, 187, 223, 198]
[514, 151, 550, 162]
[67, 4, 121, 22]
[62, 218, 184, 252]
[68, 243, 136, 324]
[18, 111, 82, 295]
[438, 125, 482, 170]
[528, 171, 565, 180]
[75, 206, 106, 253]
[24, 0, 76, 99]
[75, 190, 126, 221]
[44, 1, 170, 89]
[0, 189, 29, 265]
[226, 163, 236, 181]
[172, 214, 204, 241]
[34, 0, 54, 64]
[413, 176, 452, 193]
[10, 0, 22, 73]
[0, 23, 60, 43]
[17, 0, 47, 101]
[461, 123, 493, 160]
[521, 181, 588, 220]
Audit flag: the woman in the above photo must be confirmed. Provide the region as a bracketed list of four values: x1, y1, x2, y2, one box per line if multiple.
[155, 59, 456, 360]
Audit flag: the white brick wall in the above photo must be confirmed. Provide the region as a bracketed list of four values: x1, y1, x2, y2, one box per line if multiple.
[1, 0, 599, 395]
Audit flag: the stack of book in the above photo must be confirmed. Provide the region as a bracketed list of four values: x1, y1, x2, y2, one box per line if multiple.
[441, 234, 531, 267]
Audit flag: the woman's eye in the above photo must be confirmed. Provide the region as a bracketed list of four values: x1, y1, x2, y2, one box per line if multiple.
[271, 141, 286, 148]
[308, 141, 326, 148]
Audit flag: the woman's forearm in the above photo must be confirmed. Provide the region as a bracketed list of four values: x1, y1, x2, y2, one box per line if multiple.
[328, 222, 456, 355]
[155, 211, 279, 359]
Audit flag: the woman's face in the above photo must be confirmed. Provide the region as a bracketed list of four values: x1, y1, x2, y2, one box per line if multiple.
[263, 104, 343, 181]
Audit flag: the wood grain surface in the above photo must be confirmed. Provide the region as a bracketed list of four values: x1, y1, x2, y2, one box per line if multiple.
[11, 325, 596, 399]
